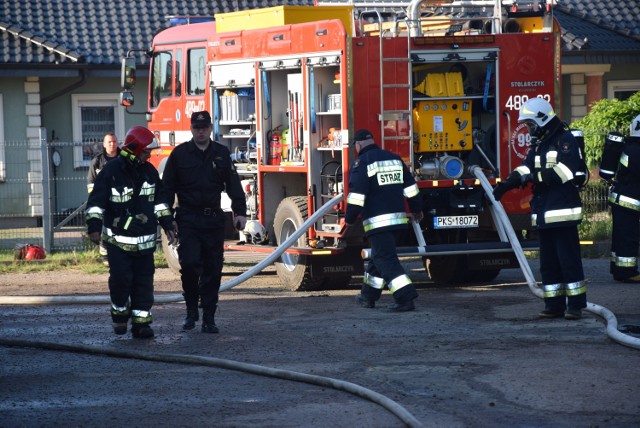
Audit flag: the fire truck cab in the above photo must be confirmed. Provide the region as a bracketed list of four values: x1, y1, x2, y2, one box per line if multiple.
[121, 0, 561, 291]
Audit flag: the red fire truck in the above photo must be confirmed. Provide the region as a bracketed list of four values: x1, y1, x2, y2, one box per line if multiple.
[120, 0, 561, 290]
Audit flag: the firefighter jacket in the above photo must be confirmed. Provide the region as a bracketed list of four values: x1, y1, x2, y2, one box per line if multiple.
[87, 151, 117, 193]
[508, 125, 583, 229]
[162, 139, 247, 229]
[345, 144, 422, 235]
[609, 136, 640, 212]
[86, 156, 174, 254]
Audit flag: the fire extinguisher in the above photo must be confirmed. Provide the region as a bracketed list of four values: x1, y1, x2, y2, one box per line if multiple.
[269, 126, 282, 165]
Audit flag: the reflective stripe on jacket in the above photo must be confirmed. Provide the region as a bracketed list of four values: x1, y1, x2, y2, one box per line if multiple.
[515, 128, 583, 229]
[345, 144, 422, 235]
[86, 156, 173, 254]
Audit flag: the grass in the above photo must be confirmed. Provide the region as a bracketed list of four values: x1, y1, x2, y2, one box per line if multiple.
[579, 216, 612, 242]
[0, 248, 169, 274]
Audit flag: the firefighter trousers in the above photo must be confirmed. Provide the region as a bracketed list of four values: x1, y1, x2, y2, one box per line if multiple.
[361, 230, 418, 304]
[177, 225, 225, 310]
[106, 243, 155, 323]
[610, 204, 640, 280]
[539, 226, 586, 311]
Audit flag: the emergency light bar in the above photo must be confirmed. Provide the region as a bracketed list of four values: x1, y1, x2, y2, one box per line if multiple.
[167, 16, 214, 27]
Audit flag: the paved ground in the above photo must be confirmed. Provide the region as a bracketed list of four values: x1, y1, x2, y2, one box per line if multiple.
[1, 256, 639, 427]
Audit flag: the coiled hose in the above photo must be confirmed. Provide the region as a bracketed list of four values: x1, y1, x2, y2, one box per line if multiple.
[0, 193, 424, 428]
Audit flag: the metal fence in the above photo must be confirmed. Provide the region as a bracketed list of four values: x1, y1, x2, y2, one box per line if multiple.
[0, 135, 612, 254]
[0, 133, 95, 254]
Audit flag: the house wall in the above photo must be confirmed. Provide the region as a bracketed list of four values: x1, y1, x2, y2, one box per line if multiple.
[39, 76, 148, 213]
[603, 64, 638, 83]
[563, 64, 640, 125]
[0, 78, 40, 219]
[1, 78, 29, 140]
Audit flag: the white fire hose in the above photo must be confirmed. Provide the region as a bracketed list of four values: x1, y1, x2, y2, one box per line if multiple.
[471, 165, 640, 350]
[0, 193, 424, 428]
[0, 194, 345, 305]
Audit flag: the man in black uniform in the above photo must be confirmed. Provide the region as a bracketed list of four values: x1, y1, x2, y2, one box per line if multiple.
[162, 110, 247, 333]
[345, 129, 423, 312]
[87, 133, 120, 263]
[87, 133, 119, 193]
[86, 126, 176, 338]
[493, 98, 586, 320]
[608, 114, 640, 282]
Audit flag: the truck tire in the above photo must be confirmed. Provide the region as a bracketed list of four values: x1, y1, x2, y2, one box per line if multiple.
[273, 196, 324, 291]
[161, 229, 181, 274]
[467, 268, 501, 283]
[424, 255, 469, 285]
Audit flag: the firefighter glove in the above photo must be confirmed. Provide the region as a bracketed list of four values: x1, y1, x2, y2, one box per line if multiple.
[492, 182, 511, 201]
[234, 215, 247, 230]
[504, 172, 521, 188]
[89, 231, 101, 245]
[493, 172, 521, 201]
[411, 211, 424, 223]
[520, 173, 532, 186]
[164, 228, 177, 246]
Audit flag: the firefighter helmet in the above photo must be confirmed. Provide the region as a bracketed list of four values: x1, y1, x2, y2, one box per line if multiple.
[243, 220, 268, 244]
[631, 114, 640, 138]
[122, 126, 159, 161]
[14, 244, 46, 260]
[518, 98, 556, 138]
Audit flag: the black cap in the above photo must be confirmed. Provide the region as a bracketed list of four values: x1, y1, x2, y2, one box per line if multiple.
[191, 110, 212, 127]
[354, 129, 373, 143]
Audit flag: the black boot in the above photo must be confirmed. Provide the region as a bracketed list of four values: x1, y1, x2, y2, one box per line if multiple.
[131, 323, 154, 339]
[112, 322, 128, 335]
[182, 307, 199, 331]
[201, 306, 219, 334]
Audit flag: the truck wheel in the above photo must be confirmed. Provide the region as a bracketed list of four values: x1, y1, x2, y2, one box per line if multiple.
[273, 196, 324, 291]
[161, 230, 181, 274]
[467, 268, 501, 283]
[424, 255, 469, 285]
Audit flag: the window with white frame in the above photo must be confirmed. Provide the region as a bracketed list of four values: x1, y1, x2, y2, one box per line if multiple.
[72, 94, 125, 168]
[0, 94, 5, 181]
[607, 80, 640, 101]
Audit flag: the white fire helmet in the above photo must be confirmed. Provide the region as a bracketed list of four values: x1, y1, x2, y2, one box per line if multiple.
[631, 114, 640, 138]
[243, 220, 268, 244]
[518, 98, 556, 138]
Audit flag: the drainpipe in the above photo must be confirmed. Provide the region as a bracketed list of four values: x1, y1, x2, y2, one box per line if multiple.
[40, 68, 87, 105]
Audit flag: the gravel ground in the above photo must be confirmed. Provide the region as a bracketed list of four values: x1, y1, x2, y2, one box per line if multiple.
[1, 256, 639, 427]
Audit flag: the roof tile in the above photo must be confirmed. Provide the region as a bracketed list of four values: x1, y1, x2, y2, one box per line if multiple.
[1, 0, 640, 67]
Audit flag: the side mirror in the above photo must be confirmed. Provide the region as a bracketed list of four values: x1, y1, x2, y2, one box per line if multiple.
[120, 91, 134, 107]
[121, 57, 136, 89]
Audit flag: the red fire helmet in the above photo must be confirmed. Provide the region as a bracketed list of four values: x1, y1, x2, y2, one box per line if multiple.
[122, 126, 159, 158]
[24, 245, 46, 260]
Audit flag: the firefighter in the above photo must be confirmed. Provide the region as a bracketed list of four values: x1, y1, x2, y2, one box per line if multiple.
[608, 115, 640, 282]
[162, 110, 247, 333]
[345, 129, 423, 312]
[493, 98, 586, 320]
[87, 133, 120, 264]
[86, 126, 176, 338]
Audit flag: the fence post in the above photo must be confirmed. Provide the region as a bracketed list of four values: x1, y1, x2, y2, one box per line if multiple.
[40, 127, 52, 254]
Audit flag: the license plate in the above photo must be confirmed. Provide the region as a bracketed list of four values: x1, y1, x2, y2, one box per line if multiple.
[433, 215, 479, 229]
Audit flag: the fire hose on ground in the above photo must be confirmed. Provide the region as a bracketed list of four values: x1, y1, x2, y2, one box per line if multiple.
[1, 169, 639, 426]
[470, 165, 640, 351]
[0, 193, 424, 428]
